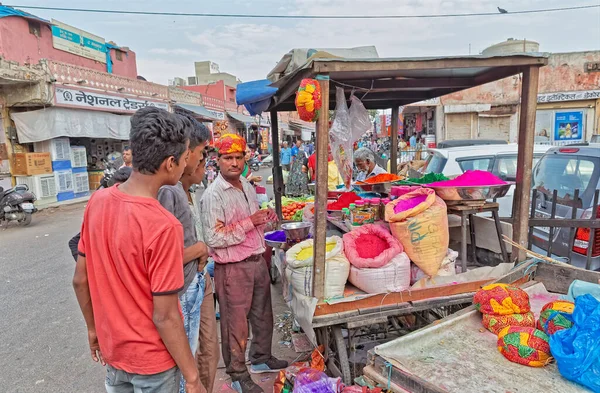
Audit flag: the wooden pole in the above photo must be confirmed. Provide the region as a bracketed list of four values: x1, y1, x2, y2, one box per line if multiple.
[270, 110, 283, 220]
[312, 76, 330, 300]
[390, 107, 399, 174]
[512, 66, 540, 261]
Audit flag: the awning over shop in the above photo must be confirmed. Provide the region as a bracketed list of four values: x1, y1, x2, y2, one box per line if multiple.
[11, 107, 130, 143]
[175, 104, 222, 121]
[227, 111, 257, 124]
[289, 120, 315, 133]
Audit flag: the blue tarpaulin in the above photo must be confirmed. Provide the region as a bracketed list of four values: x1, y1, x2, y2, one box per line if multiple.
[0, 5, 50, 24]
[236, 79, 278, 116]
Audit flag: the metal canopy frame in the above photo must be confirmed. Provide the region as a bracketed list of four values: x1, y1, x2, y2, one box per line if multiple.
[267, 53, 548, 300]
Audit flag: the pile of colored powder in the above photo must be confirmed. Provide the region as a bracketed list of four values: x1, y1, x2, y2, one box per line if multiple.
[398, 172, 449, 185]
[427, 170, 507, 187]
[355, 234, 389, 259]
[265, 230, 286, 242]
[363, 173, 402, 184]
[328, 192, 361, 210]
[394, 194, 429, 214]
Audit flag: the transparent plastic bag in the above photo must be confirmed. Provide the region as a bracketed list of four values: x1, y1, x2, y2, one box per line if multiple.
[329, 87, 353, 189]
[348, 95, 372, 143]
[293, 368, 340, 393]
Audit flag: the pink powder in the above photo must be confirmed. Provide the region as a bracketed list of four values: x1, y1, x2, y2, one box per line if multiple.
[393, 194, 429, 214]
[427, 170, 507, 187]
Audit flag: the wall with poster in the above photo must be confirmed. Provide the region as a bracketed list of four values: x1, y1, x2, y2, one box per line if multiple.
[554, 111, 584, 142]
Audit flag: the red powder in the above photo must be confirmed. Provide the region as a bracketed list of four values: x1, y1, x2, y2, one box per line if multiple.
[393, 194, 429, 214]
[427, 170, 507, 187]
[328, 192, 361, 210]
[355, 234, 389, 259]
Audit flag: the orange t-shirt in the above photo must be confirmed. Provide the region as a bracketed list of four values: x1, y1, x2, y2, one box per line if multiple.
[78, 185, 184, 375]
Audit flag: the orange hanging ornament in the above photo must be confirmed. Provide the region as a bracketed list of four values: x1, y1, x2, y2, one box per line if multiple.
[295, 79, 322, 122]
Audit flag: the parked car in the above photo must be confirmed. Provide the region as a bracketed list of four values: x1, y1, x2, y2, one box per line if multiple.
[530, 144, 600, 271]
[435, 139, 508, 149]
[420, 144, 552, 216]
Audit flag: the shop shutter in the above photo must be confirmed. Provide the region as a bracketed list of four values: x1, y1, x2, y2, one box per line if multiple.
[446, 113, 472, 140]
[478, 116, 511, 141]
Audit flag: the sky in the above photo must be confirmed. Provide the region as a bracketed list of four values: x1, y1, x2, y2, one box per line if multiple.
[11, 0, 600, 85]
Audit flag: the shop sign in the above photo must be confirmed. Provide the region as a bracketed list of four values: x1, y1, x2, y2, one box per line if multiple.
[538, 90, 600, 103]
[260, 128, 269, 151]
[51, 20, 107, 63]
[554, 111, 584, 141]
[207, 109, 225, 120]
[55, 87, 169, 113]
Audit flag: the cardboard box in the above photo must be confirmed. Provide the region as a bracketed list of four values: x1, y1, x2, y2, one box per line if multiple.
[12, 152, 53, 176]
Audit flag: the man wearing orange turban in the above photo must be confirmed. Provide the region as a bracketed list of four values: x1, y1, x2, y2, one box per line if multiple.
[200, 134, 285, 393]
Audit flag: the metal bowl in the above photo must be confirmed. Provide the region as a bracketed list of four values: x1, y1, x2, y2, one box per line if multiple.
[281, 222, 312, 243]
[264, 231, 287, 248]
[429, 183, 514, 201]
[353, 180, 398, 194]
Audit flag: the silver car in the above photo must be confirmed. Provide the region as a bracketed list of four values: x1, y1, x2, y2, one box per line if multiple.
[531, 144, 600, 271]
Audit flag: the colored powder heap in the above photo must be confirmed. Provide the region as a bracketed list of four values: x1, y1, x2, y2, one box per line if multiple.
[328, 192, 361, 210]
[355, 234, 389, 259]
[393, 194, 429, 214]
[398, 172, 449, 185]
[427, 170, 507, 187]
[363, 173, 402, 184]
[265, 231, 286, 242]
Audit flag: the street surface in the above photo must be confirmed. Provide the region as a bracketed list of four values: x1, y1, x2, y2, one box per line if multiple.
[0, 166, 295, 393]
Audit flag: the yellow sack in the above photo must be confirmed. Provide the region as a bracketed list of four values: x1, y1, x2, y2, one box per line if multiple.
[385, 188, 449, 277]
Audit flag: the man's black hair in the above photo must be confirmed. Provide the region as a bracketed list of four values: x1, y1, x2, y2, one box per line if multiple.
[122, 146, 131, 152]
[176, 111, 210, 150]
[129, 107, 190, 174]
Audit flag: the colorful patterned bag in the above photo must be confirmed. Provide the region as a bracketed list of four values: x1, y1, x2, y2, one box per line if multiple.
[474, 283, 531, 316]
[482, 312, 535, 335]
[497, 326, 552, 367]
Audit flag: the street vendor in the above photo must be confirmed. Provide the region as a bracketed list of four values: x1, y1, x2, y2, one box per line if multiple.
[200, 134, 287, 393]
[354, 147, 387, 182]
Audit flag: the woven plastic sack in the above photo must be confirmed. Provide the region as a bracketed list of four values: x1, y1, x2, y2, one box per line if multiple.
[497, 326, 551, 367]
[473, 283, 531, 316]
[482, 312, 535, 335]
[348, 252, 410, 293]
[385, 188, 449, 276]
[550, 294, 600, 392]
[410, 248, 458, 284]
[285, 236, 349, 299]
[537, 300, 575, 335]
[343, 224, 403, 268]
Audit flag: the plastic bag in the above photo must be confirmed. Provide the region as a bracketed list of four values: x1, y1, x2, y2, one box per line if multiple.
[329, 87, 353, 189]
[293, 368, 340, 393]
[385, 188, 449, 276]
[343, 224, 403, 268]
[550, 294, 600, 392]
[348, 95, 372, 143]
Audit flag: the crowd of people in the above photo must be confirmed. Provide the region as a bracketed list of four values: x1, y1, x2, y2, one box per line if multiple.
[71, 107, 285, 393]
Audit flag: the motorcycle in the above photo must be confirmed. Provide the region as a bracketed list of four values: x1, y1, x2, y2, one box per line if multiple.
[247, 154, 261, 172]
[0, 184, 37, 226]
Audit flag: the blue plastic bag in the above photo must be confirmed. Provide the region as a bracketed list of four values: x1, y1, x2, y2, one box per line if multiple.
[550, 294, 600, 392]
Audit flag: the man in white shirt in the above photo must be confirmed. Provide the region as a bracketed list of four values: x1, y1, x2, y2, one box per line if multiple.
[354, 147, 387, 182]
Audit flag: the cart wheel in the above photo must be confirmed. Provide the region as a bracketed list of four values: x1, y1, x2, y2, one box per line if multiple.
[332, 325, 352, 385]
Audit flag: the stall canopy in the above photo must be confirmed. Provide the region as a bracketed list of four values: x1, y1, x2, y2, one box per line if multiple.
[226, 111, 256, 124]
[235, 79, 278, 116]
[174, 103, 222, 121]
[11, 107, 131, 143]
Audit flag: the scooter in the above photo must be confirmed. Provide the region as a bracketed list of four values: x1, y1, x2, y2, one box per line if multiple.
[0, 184, 37, 226]
[248, 155, 261, 172]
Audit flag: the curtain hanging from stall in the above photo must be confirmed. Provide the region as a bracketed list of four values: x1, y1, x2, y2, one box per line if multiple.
[11, 107, 131, 143]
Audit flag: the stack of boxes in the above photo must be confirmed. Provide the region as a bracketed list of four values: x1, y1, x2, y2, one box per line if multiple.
[13, 152, 57, 205]
[70, 146, 89, 198]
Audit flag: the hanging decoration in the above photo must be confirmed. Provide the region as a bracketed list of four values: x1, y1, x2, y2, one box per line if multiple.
[295, 79, 322, 122]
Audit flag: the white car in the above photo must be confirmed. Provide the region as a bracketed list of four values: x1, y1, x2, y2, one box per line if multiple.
[421, 144, 552, 217]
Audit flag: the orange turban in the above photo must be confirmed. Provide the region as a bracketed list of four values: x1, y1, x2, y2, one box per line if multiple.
[215, 134, 246, 155]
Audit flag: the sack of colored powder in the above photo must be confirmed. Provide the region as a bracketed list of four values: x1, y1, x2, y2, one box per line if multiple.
[343, 224, 403, 268]
[482, 312, 535, 335]
[385, 188, 449, 276]
[473, 283, 530, 316]
[497, 326, 552, 367]
[537, 301, 575, 335]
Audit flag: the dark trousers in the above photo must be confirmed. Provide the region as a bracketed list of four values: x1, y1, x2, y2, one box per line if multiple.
[214, 256, 273, 380]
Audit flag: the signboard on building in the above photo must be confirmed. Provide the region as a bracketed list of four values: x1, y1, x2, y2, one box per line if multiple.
[55, 87, 169, 113]
[51, 20, 107, 63]
[554, 111, 584, 141]
[207, 109, 225, 120]
[538, 90, 600, 103]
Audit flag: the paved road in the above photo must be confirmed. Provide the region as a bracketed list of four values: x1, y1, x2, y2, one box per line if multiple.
[0, 166, 282, 393]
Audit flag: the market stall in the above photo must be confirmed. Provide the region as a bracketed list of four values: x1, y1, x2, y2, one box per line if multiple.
[241, 52, 549, 385]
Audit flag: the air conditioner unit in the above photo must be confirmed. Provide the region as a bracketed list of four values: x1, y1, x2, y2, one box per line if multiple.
[54, 170, 74, 193]
[70, 146, 88, 168]
[15, 174, 58, 199]
[34, 137, 71, 161]
[73, 172, 90, 194]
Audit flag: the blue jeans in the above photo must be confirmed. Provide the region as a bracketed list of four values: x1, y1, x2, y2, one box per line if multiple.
[179, 271, 205, 393]
[105, 364, 180, 393]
